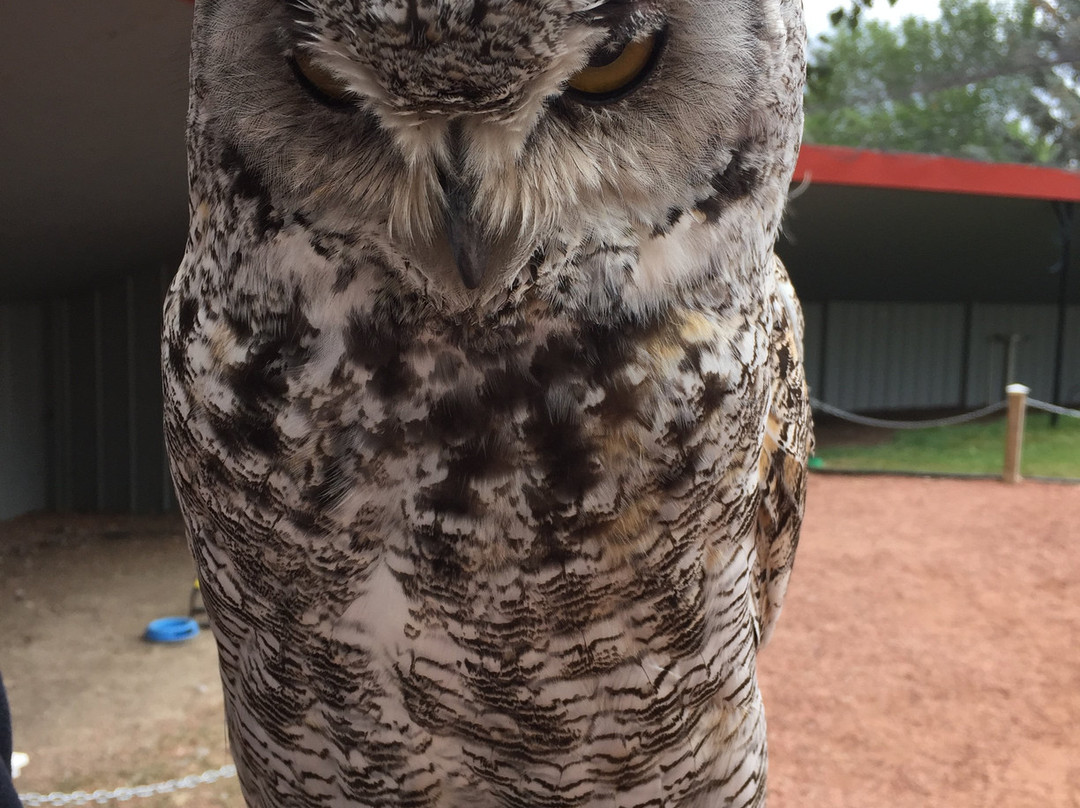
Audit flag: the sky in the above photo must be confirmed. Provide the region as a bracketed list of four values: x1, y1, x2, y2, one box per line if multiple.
[802, 0, 943, 39]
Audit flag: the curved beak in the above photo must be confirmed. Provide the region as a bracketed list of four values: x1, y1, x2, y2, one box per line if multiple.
[439, 122, 493, 290]
[440, 168, 489, 290]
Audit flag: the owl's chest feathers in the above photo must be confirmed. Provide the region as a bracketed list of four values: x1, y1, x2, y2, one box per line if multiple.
[171, 276, 769, 575]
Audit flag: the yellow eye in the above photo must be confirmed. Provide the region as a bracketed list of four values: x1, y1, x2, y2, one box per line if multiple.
[290, 50, 353, 104]
[567, 31, 662, 101]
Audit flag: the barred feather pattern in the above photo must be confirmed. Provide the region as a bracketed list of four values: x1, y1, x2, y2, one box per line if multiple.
[164, 0, 810, 804]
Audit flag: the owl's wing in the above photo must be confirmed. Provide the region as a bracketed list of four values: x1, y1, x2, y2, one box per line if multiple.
[753, 255, 814, 647]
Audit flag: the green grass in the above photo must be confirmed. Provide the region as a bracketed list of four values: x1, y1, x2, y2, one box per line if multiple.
[813, 412, 1080, 478]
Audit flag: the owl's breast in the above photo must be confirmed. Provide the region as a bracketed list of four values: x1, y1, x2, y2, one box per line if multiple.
[340, 306, 768, 577]
[165, 274, 771, 591]
[164, 272, 774, 805]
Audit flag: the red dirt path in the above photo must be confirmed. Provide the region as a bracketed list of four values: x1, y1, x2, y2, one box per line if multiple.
[758, 474, 1080, 807]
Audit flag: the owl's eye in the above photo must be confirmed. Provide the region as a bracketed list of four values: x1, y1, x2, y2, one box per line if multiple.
[289, 50, 353, 106]
[567, 30, 663, 104]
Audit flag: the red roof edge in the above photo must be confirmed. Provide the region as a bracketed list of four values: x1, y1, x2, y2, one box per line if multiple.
[793, 143, 1080, 203]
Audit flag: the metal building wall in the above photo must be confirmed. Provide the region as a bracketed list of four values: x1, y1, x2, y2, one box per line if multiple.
[0, 302, 48, 518]
[46, 266, 176, 514]
[824, 303, 967, 411]
[802, 301, 1080, 412]
[801, 302, 824, 401]
[965, 304, 1080, 407]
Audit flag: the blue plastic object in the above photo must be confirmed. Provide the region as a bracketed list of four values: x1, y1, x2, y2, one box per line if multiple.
[144, 616, 200, 643]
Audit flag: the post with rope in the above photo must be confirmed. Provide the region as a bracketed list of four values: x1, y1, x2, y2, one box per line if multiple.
[1003, 384, 1029, 484]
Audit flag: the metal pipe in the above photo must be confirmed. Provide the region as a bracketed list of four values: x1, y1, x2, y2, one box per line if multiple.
[1051, 201, 1073, 427]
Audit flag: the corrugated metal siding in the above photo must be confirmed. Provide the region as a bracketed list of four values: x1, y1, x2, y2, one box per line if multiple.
[21, 266, 175, 518]
[817, 303, 966, 410]
[801, 302, 825, 403]
[964, 303, 1080, 406]
[0, 303, 48, 519]
[1065, 307, 1080, 404]
[801, 301, 1080, 412]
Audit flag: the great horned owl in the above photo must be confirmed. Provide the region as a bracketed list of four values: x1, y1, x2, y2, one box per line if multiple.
[163, 0, 811, 805]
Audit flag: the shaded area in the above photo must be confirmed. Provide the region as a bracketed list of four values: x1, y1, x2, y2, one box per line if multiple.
[1, 2, 190, 300]
[780, 182, 1080, 305]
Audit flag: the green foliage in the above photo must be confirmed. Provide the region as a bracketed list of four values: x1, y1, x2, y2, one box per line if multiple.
[806, 0, 1080, 167]
[827, 0, 900, 29]
[814, 412, 1080, 478]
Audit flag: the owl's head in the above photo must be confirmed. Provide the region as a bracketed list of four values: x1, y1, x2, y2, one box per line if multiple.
[188, 0, 804, 315]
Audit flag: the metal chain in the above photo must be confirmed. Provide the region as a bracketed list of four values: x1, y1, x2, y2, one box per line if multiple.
[18, 765, 237, 807]
[810, 398, 1008, 429]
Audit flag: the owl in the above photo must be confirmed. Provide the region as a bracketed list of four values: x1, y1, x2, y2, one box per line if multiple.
[162, 0, 811, 805]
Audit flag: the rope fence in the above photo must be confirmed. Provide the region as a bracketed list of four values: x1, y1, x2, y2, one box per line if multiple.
[810, 398, 1008, 429]
[1026, 399, 1080, 419]
[811, 395, 1080, 429]
[811, 385, 1080, 483]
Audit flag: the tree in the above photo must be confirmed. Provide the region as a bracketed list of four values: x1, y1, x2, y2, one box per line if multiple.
[824, 0, 900, 29]
[806, 0, 1080, 167]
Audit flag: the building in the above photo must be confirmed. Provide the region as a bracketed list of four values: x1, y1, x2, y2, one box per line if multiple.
[779, 145, 1080, 414]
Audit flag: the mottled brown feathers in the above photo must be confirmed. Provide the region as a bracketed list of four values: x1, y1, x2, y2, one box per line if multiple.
[164, 0, 809, 804]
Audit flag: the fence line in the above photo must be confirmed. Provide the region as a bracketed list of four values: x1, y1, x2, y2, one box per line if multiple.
[18, 765, 237, 807]
[811, 397, 1080, 430]
[812, 388, 1078, 483]
[809, 398, 1008, 429]
[1026, 399, 1080, 419]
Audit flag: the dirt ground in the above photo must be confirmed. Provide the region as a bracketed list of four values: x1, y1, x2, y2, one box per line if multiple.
[1, 474, 1078, 807]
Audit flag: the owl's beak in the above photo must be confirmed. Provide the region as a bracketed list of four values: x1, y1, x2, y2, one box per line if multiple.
[439, 121, 491, 290]
[441, 170, 488, 290]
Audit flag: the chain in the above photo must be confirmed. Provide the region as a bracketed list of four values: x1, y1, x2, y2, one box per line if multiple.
[810, 398, 1008, 429]
[18, 765, 237, 807]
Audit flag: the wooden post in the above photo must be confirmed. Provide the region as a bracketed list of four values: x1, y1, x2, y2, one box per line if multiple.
[1003, 384, 1029, 484]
